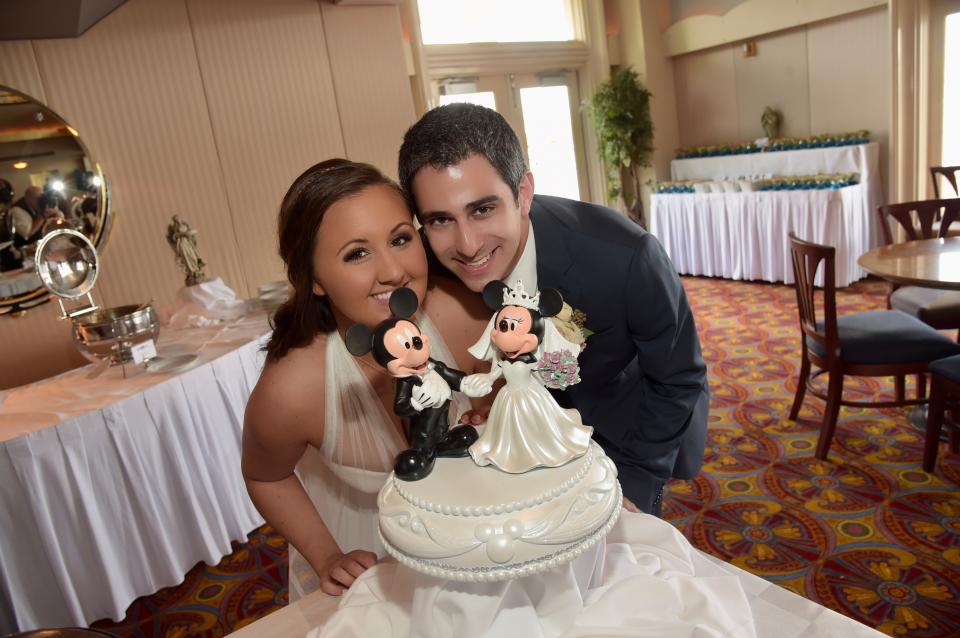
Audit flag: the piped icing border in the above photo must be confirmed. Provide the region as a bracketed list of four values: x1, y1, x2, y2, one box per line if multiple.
[379, 481, 622, 583]
[391, 444, 596, 517]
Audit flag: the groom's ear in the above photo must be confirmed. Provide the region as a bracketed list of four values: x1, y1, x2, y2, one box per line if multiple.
[518, 170, 535, 220]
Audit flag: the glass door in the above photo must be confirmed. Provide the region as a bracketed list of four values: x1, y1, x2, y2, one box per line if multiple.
[437, 71, 588, 201]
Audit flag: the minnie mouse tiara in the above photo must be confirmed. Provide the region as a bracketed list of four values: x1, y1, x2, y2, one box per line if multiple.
[503, 281, 540, 310]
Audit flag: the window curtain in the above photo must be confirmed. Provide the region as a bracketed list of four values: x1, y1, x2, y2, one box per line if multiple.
[888, 0, 933, 203]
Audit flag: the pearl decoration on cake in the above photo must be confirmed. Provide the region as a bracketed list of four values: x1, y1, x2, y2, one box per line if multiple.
[392, 446, 594, 516]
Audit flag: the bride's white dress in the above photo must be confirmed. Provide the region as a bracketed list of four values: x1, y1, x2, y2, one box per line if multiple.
[469, 359, 593, 472]
[292, 320, 884, 638]
[289, 314, 469, 601]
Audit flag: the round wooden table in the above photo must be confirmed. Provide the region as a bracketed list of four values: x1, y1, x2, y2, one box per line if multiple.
[858, 237, 960, 437]
[858, 236, 960, 290]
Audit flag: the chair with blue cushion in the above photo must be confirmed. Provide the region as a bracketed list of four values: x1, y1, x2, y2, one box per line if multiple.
[924, 354, 960, 471]
[788, 233, 960, 460]
[877, 199, 960, 337]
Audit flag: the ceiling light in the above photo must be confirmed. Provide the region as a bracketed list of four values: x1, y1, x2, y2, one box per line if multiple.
[51, 180, 65, 192]
[13, 161, 27, 169]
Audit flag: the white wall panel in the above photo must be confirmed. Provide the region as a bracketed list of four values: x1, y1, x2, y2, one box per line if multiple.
[320, 2, 415, 177]
[186, 0, 346, 295]
[733, 28, 810, 140]
[673, 46, 738, 148]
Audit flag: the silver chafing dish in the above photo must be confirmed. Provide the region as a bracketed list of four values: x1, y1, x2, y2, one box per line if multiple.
[35, 228, 159, 366]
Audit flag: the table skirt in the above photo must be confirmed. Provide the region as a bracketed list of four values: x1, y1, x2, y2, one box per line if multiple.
[649, 186, 879, 287]
[0, 335, 268, 632]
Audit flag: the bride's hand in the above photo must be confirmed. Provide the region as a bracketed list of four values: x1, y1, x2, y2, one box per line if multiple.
[459, 405, 491, 425]
[318, 549, 378, 595]
[623, 497, 641, 513]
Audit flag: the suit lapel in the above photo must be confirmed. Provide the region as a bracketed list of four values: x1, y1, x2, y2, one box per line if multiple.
[531, 202, 584, 311]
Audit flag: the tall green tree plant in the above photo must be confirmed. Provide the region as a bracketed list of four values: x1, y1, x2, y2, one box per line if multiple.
[586, 67, 654, 227]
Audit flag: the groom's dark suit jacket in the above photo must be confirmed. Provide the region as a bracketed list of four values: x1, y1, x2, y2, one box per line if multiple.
[423, 194, 709, 513]
[529, 195, 708, 512]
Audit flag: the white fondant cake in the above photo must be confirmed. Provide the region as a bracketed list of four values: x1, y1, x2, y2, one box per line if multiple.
[377, 441, 621, 581]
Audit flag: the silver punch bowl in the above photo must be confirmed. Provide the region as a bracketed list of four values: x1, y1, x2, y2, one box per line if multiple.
[71, 303, 160, 364]
[35, 229, 159, 365]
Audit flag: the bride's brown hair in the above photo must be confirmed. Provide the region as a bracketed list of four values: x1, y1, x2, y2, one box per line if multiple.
[265, 159, 406, 362]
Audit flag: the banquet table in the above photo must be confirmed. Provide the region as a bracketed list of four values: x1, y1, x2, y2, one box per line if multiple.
[858, 237, 960, 290]
[670, 142, 882, 215]
[650, 185, 879, 287]
[0, 310, 271, 633]
[0, 265, 41, 298]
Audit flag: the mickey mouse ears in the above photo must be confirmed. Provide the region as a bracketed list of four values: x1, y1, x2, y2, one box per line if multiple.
[481, 280, 563, 318]
[389, 287, 418, 319]
[344, 287, 420, 357]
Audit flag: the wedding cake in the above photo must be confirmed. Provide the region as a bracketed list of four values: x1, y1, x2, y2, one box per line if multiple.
[375, 280, 622, 582]
[377, 440, 621, 582]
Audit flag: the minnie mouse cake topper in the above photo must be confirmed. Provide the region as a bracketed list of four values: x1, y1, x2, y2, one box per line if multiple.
[464, 280, 593, 473]
[345, 288, 490, 481]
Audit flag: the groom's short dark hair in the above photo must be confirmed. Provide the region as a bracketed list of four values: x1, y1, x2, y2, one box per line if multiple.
[398, 103, 528, 212]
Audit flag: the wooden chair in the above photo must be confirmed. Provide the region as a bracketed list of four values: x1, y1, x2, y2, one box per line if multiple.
[924, 355, 960, 472]
[788, 233, 960, 460]
[930, 166, 960, 199]
[877, 199, 960, 334]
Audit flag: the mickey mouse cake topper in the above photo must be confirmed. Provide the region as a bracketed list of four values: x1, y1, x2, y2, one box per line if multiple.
[345, 288, 490, 481]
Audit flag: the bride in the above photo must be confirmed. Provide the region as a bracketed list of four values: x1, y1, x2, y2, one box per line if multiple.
[242, 159, 491, 600]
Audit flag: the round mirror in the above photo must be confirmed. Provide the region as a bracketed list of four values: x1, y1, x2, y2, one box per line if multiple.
[0, 85, 111, 314]
[35, 228, 99, 299]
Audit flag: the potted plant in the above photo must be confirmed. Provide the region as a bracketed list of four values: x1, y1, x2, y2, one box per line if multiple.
[586, 67, 654, 227]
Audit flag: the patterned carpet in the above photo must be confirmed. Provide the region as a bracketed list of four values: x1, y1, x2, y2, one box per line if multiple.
[92, 276, 960, 637]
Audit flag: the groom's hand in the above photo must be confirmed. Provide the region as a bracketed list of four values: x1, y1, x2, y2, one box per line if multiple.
[411, 385, 440, 411]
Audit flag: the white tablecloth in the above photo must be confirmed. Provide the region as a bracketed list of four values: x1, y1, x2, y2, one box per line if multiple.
[671, 143, 882, 231]
[0, 267, 41, 298]
[0, 313, 270, 633]
[670, 142, 879, 181]
[649, 185, 879, 287]
[231, 512, 883, 638]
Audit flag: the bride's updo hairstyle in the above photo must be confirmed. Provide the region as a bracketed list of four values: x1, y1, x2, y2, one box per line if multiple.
[265, 158, 406, 363]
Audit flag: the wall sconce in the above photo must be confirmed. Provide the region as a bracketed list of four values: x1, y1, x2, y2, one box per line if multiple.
[743, 41, 757, 57]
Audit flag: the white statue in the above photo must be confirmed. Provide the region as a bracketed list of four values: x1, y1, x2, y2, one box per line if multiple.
[166, 214, 207, 286]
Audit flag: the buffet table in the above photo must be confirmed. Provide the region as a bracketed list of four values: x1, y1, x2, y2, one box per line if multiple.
[650, 184, 878, 287]
[660, 143, 884, 287]
[0, 312, 270, 633]
[671, 142, 881, 197]
[0, 265, 42, 298]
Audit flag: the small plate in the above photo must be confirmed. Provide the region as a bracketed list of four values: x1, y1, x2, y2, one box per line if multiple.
[146, 353, 201, 375]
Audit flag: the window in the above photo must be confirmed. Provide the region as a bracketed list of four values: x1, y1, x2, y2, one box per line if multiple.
[942, 11, 959, 166]
[436, 72, 587, 200]
[417, 0, 598, 201]
[418, 0, 575, 45]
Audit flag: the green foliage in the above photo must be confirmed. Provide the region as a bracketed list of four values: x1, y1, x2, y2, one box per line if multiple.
[586, 67, 654, 202]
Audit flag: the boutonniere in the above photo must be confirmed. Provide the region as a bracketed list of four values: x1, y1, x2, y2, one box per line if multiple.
[550, 302, 594, 351]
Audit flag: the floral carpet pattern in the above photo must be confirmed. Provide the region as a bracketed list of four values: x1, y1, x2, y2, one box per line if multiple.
[92, 277, 960, 637]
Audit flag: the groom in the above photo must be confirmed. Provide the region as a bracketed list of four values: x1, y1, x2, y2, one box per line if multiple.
[398, 103, 709, 516]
